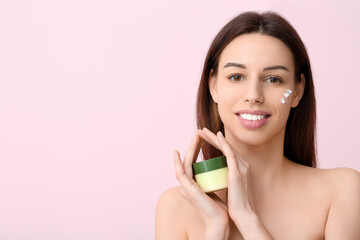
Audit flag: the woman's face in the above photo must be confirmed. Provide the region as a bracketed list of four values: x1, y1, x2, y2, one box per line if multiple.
[209, 33, 305, 146]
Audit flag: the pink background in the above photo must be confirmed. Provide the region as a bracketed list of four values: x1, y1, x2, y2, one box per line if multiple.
[0, 0, 359, 239]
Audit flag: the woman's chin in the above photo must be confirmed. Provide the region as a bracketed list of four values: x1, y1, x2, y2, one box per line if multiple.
[237, 137, 270, 147]
[228, 128, 283, 147]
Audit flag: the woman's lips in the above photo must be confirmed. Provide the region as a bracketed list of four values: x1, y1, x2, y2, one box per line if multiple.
[235, 109, 270, 115]
[235, 110, 271, 129]
[237, 114, 270, 129]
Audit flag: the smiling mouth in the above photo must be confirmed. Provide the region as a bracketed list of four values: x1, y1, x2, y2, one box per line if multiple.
[236, 113, 271, 121]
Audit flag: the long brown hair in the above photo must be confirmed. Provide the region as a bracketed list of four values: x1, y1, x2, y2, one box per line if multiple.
[196, 11, 317, 167]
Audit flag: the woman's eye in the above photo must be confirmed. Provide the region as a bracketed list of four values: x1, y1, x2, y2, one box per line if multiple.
[229, 74, 245, 81]
[266, 76, 283, 84]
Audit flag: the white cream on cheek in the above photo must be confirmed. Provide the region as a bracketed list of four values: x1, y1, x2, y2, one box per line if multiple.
[280, 89, 293, 104]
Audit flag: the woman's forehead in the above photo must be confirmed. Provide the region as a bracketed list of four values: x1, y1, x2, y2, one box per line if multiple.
[218, 33, 295, 72]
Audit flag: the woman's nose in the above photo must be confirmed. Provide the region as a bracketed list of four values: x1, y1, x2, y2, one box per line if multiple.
[243, 80, 264, 104]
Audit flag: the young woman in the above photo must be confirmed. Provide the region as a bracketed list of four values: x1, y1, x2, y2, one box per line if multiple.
[155, 11, 360, 240]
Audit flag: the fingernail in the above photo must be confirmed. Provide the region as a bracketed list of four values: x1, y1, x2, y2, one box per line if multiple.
[217, 131, 224, 138]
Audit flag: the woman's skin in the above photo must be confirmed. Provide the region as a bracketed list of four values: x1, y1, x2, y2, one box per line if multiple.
[155, 33, 360, 240]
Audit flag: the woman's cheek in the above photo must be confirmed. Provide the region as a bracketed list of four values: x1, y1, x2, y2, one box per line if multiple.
[217, 99, 232, 124]
[217, 90, 239, 125]
[280, 88, 293, 104]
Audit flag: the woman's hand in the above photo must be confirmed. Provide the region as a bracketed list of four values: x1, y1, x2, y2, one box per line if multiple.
[197, 128, 255, 224]
[198, 128, 274, 239]
[174, 132, 230, 240]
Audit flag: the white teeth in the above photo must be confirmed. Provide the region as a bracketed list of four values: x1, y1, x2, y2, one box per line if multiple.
[239, 114, 266, 120]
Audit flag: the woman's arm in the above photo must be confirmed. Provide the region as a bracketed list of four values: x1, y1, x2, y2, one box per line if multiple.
[324, 168, 360, 240]
[156, 131, 231, 240]
[199, 129, 275, 240]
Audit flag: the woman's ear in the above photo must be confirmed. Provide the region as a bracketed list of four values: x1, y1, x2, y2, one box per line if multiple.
[291, 73, 305, 108]
[209, 69, 218, 104]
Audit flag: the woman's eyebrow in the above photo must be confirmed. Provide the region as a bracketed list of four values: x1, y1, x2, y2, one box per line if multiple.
[223, 62, 289, 72]
[263, 65, 289, 72]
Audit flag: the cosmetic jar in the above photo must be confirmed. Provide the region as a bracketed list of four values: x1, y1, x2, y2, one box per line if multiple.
[192, 156, 228, 193]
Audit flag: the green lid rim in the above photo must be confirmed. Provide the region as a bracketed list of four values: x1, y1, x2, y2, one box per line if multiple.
[192, 156, 227, 175]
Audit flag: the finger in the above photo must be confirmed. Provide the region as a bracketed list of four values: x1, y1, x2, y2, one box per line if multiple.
[199, 129, 250, 176]
[174, 150, 227, 218]
[216, 131, 240, 173]
[198, 127, 222, 150]
[174, 150, 201, 194]
[183, 133, 202, 178]
[173, 150, 209, 218]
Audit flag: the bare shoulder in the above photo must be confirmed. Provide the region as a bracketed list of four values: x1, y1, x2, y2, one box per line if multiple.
[156, 186, 184, 209]
[289, 161, 360, 188]
[285, 163, 360, 238]
[155, 186, 195, 240]
[300, 165, 360, 197]
[319, 167, 360, 190]
[321, 167, 360, 205]
[320, 167, 360, 239]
